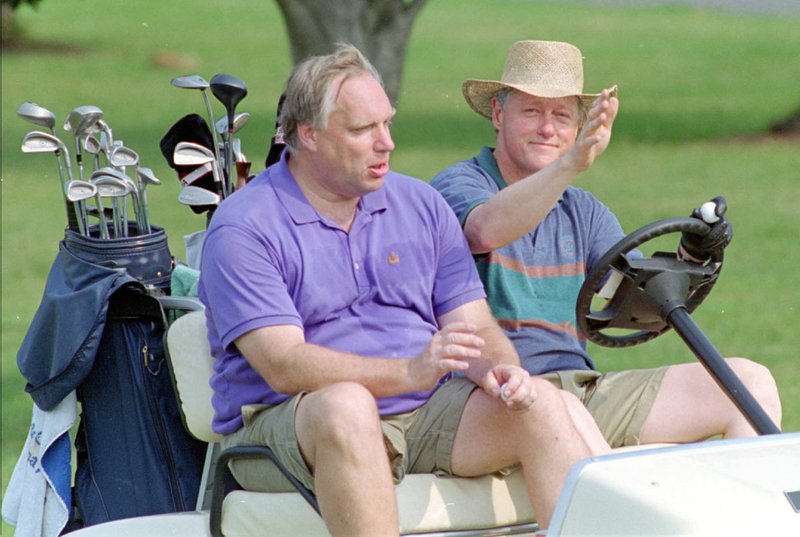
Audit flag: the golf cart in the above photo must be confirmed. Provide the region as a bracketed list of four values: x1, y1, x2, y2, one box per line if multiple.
[59, 207, 800, 537]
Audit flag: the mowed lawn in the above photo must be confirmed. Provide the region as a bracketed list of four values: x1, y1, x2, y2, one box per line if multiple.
[2, 0, 799, 531]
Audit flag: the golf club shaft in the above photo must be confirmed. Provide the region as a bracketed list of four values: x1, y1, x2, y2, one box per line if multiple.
[201, 90, 224, 173]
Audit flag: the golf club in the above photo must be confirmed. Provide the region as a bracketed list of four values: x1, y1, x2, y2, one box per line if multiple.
[179, 161, 214, 186]
[215, 112, 250, 137]
[92, 174, 131, 238]
[107, 144, 139, 175]
[17, 101, 58, 133]
[65, 105, 104, 181]
[171, 74, 223, 170]
[83, 134, 103, 170]
[21, 130, 81, 231]
[64, 180, 98, 237]
[96, 119, 115, 153]
[94, 166, 142, 235]
[17, 104, 80, 230]
[178, 185, 221, 207]
[135, 166, 161, 235]
[210, 73, 248, 196]
[174, 141, 224, 198]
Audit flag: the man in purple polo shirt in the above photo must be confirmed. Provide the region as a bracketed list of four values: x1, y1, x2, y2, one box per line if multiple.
[199, 44, 610, 536]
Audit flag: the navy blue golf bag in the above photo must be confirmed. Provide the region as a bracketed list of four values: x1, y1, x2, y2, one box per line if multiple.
[16, 226, 206, 531]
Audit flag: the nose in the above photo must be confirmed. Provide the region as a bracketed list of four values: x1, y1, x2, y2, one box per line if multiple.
[375, 123, 395, 153]
[535, 113, 557, 137]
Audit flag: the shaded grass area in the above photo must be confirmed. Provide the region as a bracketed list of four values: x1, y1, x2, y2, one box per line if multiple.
[2, 0, 799, 531]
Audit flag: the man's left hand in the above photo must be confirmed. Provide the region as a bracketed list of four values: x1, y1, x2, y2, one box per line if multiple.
[679, 196, 733, 263]
[485, 365, 536, 412]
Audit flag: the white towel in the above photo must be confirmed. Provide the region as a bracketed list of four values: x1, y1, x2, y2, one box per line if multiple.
[2, 391, 77, 537]
[184, 229, 206, 270]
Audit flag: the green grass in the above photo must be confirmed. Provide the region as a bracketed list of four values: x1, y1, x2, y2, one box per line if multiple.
[3, 0, 799, 531]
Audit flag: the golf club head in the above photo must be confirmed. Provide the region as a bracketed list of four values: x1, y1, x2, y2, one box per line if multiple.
[17, 102, 57, 132]
[171, 74, 210, 90]
[210, 73, 248, 125]
[232, 138, 247, 162]
[174, 141, 215, 166]
[83, 134, 102, 154]
[91, 166, 130, 183]
[92, 175, 130, 198]
[215, 112, 250, 135]
[21, 130, 68, 156]
[65, 180, 98, 202]
[136, 166, 161, 186]
[95, 119, 114, 149]
[178, 185, 220, 207]
[108, 145, 140, 168]
[65, 105, 104, 135]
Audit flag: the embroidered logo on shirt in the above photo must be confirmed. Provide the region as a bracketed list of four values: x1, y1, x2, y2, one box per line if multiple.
[560, 235, 576, 257]
[388, 251, 400, 264]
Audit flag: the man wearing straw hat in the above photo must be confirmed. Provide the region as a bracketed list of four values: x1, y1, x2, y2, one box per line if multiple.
[431, 40, 782, 448]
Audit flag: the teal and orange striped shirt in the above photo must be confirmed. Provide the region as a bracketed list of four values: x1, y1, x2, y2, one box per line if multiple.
[432, 146, 626, 374]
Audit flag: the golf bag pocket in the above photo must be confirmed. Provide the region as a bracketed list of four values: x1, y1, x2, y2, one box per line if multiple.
[65, 225, 173, 289]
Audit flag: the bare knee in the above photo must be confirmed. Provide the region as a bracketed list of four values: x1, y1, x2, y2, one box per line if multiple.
[530, 376, 564, 409]
[559, 390, 593, 424]
[299, 382, 382, 458]
[522, 378, 578, 431]
[726, 357, 782, 425]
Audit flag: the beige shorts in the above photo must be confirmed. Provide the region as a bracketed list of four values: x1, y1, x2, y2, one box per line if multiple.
[222, 378, 477, 493]
[540, 367, 668, 448]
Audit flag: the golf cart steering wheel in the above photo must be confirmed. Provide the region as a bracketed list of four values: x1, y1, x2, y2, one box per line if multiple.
[576, 217, 724, 348]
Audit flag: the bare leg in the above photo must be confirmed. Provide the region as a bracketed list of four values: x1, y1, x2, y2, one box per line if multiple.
[639, 358, 782, 443]
[560, 390, 612, 455]
[295, 382, 399, 537]
[450, 378, 605, 529]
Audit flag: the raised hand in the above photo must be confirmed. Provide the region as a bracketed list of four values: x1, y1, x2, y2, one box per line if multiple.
[565, 86, 619, 173]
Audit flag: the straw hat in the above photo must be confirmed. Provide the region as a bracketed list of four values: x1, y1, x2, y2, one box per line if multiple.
[462, 40, 604, 119]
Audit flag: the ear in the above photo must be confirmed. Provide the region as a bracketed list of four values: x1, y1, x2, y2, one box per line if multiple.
[297, 123, 317, 151]
[491, 96, 503, 131]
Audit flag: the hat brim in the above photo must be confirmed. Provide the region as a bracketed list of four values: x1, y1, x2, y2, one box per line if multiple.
[462, 79, 602, 119]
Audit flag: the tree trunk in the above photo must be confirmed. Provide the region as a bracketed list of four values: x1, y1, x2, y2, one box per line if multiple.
[770, 106, 800, 135]
[2, 3, 17, 47]
[274, 0, 428, 106]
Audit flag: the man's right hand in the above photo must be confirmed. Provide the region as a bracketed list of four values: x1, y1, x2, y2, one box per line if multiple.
[409, 322, 484, 390]
[562, 86, 619, 174]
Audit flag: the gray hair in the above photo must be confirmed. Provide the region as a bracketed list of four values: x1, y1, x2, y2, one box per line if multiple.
[279, 43, 383, 151]
[494, 87, 587, 127]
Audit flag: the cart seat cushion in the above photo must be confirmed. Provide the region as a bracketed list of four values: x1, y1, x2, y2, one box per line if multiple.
[222, 469, 536, 537]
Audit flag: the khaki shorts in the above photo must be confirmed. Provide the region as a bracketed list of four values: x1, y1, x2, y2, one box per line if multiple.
[540, 367, 668, 448]
[222, 378, 478, 493]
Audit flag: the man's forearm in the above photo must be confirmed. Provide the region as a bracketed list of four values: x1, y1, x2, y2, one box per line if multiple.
[236, 326, 417, 398]
[464, 157, 579, 254]
[464, 321, 521, 385]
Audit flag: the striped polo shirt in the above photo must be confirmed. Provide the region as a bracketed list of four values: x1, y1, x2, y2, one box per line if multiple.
[431, 146, 626, 374]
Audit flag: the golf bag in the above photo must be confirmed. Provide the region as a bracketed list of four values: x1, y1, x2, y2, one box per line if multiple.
[42, 227, 205, 530]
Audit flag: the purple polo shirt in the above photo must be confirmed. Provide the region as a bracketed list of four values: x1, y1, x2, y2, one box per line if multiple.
[199, 153, 486, 434]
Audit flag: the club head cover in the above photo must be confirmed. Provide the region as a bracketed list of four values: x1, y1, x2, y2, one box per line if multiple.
[160, 113, 218, 213]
